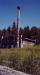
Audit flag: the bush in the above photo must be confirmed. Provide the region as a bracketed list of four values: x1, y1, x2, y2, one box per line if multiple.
[32, 59, 40, 75]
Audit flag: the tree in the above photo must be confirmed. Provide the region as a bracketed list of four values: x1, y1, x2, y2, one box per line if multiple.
[12, 21, 17, 35]
[2, 28, 6, 37]
[23, 26, 30, 38]
[12, 21, 16, 29]
[30, 26, 38, 40]
[0, 29, 2, 37]
[7, 26, 11, 36]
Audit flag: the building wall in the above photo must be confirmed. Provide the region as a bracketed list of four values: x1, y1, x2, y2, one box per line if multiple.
[22, 41, 35, 48]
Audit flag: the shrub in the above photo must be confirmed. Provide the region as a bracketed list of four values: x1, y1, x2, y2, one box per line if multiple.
[32, 59, 40, 75]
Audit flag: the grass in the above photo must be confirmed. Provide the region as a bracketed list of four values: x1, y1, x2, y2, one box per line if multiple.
[0, 45, 40, 74]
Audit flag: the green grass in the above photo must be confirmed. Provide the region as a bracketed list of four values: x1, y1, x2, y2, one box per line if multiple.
[0, 45, 40, 74]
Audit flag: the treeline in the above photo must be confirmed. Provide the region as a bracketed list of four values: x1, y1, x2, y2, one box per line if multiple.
[0, 21, 40, 48]
[1, 22, 40, 41]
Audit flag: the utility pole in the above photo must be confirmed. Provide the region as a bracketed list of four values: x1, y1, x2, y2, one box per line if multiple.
[17, 6, 20, 48]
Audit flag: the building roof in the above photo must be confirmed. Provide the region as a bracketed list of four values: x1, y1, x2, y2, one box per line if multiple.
[23, 38, 36, 43]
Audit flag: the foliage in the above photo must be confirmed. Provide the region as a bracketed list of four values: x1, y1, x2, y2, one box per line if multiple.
[31, 59, 40, 75]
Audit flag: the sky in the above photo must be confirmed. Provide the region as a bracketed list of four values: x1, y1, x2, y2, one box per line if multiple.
[0, 0, 40, 29]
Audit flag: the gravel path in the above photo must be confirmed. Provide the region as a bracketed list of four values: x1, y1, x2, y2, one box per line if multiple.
[0, 65, 31, 75]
